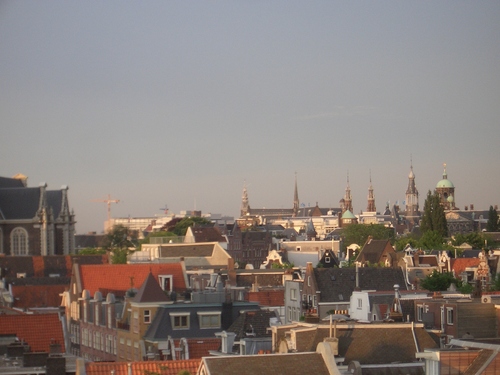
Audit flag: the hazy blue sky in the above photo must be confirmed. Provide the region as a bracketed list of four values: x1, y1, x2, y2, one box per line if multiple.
[1, 1, 499, 234]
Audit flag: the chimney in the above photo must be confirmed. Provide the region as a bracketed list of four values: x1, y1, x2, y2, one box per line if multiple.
[227, 258, 237, 287]
[355, 262, 360, 291]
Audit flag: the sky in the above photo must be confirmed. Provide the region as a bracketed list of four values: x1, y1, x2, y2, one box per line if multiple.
[1, 1, 499, 234]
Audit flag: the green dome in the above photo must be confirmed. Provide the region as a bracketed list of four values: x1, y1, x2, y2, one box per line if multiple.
[342, 209, 356, 219]
[436, 179, 454, 188]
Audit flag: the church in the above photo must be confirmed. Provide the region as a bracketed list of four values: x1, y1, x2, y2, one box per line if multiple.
[0, 174, 75, 256]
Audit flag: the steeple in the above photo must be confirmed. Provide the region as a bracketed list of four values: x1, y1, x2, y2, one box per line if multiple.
[366, 172, 376, 212]
[240, 181, 250, 217]
[405, 158, 419, 217]
[343, 172, 353, 213]
[292, 172, 299, 217]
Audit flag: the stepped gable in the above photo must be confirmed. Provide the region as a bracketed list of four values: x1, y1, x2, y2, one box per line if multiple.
[133, 272, 169, 303]
[0, 313, 64, 352]
[313, 267, 407, 303]
[78, 263, 186, 296]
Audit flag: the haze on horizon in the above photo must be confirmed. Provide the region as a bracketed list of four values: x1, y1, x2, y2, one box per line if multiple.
[1, 1, 499, 234]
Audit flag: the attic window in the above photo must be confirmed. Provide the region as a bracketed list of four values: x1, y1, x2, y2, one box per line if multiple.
[325, 257, 331, 263]
[197, 311, 221, 329]
[296, 246, 301, 252]
[16, 273, 26, 278]
[338, 294, 344, 301]
[170, 312, 190, 330]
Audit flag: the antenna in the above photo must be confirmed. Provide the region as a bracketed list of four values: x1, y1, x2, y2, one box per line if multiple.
[91, 194, 120, 221]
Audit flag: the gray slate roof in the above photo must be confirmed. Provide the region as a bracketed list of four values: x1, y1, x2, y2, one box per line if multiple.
[314, 267, 407, 302]
[0, 177, 24, 188]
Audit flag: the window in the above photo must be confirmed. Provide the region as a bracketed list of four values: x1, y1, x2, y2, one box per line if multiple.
[288, 306, 292, 321]
[290, 288, 297, 301]
[417, 305, 424, 321]
[144, 310, 151, 324]
[95, 305, 100, 325]
[357, 298, 363, 309]
[108, 307, 114, 329]
[159, 275, 173, 292]
[312, 295, 317, 308]
[0, 228, 3, 254]
[296, 246, 301, 252]
[325, 256, 331, 263]
[170, 312, 190, 330]
[447, 308, 454, 325]
[82, 328, 89, 347]
[198, 312, 221, 329]
[11, 227, 28, 255]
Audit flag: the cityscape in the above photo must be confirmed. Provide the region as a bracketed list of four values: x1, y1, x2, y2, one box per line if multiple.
[2, 2, 500, 374]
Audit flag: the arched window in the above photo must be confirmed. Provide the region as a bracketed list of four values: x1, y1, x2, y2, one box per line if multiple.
[11, 227, 29, 255]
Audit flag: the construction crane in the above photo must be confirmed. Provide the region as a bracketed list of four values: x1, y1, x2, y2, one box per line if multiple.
[91, 194, 120, 221]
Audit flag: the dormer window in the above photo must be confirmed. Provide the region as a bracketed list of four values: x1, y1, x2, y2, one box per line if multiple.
[170, 312, 190, 330]
[159, 275, 173, 292]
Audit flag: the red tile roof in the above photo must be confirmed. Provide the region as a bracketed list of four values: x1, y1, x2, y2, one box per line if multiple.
[247, 290, 285, 306]
[78, 263, 187, 296]
[85, 359, 201, 375]
[11, 284, 67, 308]
[0, 313, 65, 353]
[451, 258, 481, 276]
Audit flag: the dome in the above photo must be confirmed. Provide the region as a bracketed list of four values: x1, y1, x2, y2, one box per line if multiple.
[342, 209, 356, 219]
[436, 179, 454, 188]
[436, 163, 454, 188]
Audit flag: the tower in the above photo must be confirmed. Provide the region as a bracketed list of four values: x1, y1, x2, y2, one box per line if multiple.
[343, 173, 353, 213]
[240, 182, 250, 217]
[292, 173, 299, 217]
[405, 161, 419, 217]
[366, 173, 376, 213]
[435, 163, 455, 210]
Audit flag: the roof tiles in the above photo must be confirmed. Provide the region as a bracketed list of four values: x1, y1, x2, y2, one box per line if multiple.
[85, 359, 200, 375]
[79, 263, 187, 296]
[0, 313, 65, 352]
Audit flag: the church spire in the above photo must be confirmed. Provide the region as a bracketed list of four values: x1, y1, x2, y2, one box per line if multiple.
[343, 172, 353, 213]
[367, 171, 376, 212]
[293, 172, 299, 217]
[240, 181, 250, 217]
[405, 158, 419, 217]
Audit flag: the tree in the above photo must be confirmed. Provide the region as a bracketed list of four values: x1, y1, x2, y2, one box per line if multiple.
[104, 225, 139, 250]
[77, 248, 106, 255]
[451, 232, 485, 249]
[394, 235, 419, 251]
[420, 270, 458, 291]
[487, 206, 499, 232]
[104, 225, 139, 264]
[172, 217, 211, 236]
[420, 190, 448, 237]
[342, 224, 394, 247]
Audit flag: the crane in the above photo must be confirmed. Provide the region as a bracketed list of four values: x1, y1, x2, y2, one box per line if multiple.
[91, 194, 120, 221]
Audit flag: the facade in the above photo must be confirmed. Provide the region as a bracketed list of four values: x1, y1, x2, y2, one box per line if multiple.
[0, 176, 75, 256]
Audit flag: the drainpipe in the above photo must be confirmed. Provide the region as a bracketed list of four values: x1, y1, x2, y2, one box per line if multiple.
[411, 321, 419, 353]
[355, 262, 359, 289]
[128, 363, 132, 375]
